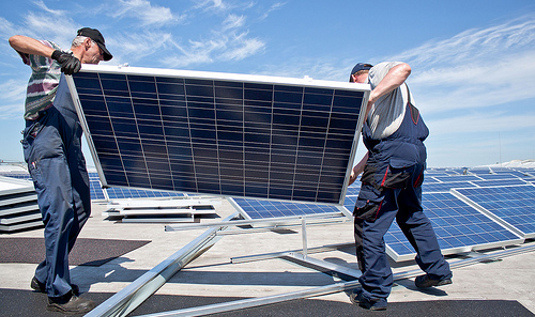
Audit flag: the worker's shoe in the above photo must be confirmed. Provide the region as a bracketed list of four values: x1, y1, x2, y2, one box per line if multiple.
[47, 292, 95, 315]
[349, 287, 387, 311]
[31, 276, 79, 295]
[414, 274, 452, 288]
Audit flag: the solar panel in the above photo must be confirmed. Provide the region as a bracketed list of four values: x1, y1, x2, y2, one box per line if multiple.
[67, 65, 369, 204]
[433, 175, 482, 182]
[453, 185, 535, 238]
[472, 179, 528, 188]
[475, 173, 519, 180]
[383, 192, 522, 261]
[422, 181, 476, 193]
[105, 187, 184, 200]
[230, 197, 342, 220]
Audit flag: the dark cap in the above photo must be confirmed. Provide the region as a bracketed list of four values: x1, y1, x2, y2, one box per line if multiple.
[77, 27, 113, 61]
[349, 63, 373, 82]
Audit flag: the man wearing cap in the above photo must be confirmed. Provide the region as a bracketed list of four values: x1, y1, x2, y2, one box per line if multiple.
[9, 27, 112, 314]
[348, 62, 452, 311]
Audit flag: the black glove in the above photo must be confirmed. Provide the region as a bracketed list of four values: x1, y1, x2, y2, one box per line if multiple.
[51, 50, 81, 75]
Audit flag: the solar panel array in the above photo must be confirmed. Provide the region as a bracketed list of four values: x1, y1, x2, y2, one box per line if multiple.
[454, 185, 535, 239]
[0, 172, 186, 202]
[383, 192, 522, 261]
[232, 166, 534, 261]
[69, 65, 368, 204]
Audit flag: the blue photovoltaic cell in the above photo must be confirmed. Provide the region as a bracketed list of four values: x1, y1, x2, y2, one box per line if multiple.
[384, 192, 521, 260]
[454, 185, 535, 238]
[105, 187, 184, 200]
[475, 173, 519, 180]
[71, 68, 367, 204]
[422, 181, 475, 193]
[232, 197, 341, 220]
[433, 175, 482, 182]
[472, 179, 528, 188]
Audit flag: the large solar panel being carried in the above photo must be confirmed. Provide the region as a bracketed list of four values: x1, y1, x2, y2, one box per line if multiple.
[67, 65, 369, 204]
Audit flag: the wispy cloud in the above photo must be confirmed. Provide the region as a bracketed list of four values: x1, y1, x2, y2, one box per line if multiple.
[0, 79, 27, 120]
[259, 2, 286, 21]
[223, 14, 245, 30]
[32, 0, 65, 16]
[112, 0, 184, 26]
[385, 15, 535, 114]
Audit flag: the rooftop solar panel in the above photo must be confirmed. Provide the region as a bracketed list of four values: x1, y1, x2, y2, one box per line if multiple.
[453, 185, 535, 238]
[105, 186, 184, 200]
[472, 179, 528, 188]
[230, 197, 342, 220]
[422, 181, 476, 193]
[433, 175, 482, 182]
[475, 173, 519, 180]
[383, 192, 522, 261]
[67, 65, 369, 204]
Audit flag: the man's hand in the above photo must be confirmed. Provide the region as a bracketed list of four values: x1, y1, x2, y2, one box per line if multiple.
[51, 50, 81, 75]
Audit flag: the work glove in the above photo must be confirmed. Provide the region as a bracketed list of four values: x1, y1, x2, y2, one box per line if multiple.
[51, 50, 81, 75]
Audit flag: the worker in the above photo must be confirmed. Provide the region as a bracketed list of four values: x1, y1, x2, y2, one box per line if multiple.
[348, 62, 452, 311]
[9, 27, 112, 314]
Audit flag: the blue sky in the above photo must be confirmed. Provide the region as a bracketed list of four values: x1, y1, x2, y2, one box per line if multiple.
[0, 0, 534, 168]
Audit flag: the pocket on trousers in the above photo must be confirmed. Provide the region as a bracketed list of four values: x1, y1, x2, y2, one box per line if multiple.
[354, 184, 385, 222]
[382, 159, 415, 189]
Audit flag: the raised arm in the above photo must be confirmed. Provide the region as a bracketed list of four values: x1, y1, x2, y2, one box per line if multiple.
[368, 63, 411, 104]
[9, 35, 55, 58]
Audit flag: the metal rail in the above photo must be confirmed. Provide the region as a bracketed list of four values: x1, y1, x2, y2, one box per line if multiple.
[137, 243, 535, 317]
[83, 213, 239, 317]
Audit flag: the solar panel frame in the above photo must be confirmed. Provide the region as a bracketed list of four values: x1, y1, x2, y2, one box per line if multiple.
[66, 65, 370, 205]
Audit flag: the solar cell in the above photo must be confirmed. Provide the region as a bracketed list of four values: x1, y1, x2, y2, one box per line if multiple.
[68, 65, 369, 204]
[453, 185, 535, 238]
[383, 192, 522, 261]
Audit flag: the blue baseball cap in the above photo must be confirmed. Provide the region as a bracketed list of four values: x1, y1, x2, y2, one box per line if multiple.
[349, 63, 373, 82]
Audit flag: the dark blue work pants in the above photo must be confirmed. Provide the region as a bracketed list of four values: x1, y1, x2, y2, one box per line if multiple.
[354, 100, 451, 301]
[354, 166, 452, 300]
[21, 78, 91, 298]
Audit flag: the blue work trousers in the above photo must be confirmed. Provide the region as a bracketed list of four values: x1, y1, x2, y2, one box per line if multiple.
[21, 80, 91, 298]
[354, 172, 452, 300]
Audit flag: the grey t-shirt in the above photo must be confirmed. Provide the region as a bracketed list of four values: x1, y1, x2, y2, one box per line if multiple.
[366, 62, 413, 139]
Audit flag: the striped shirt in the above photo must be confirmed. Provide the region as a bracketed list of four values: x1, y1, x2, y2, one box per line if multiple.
[19, 40, 62, 120]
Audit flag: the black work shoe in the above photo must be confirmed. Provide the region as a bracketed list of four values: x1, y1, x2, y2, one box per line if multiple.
[47, 294, 96, 315]
[349, 288, 387, 311]
[415, 274, 452, 288]
[31, 276, 79, 295]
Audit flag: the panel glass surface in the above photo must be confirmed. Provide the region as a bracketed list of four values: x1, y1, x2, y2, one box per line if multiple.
[384, 192, 521, 259]
[232, 197, 341, 220]
[454, 185, 535, 238]
[72, 69, 367, 204]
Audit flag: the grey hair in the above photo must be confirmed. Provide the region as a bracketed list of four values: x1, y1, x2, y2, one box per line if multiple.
[72, 35, 94, 48]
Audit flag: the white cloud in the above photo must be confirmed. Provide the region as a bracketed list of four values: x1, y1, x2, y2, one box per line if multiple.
[259, 2, 286, 20]
[0, 80, 26, 120]
[32, 0, 65, 16]
[428, 111, 535, 135]
[0, 79, 27, 102]
[223, 14, 245, 30]
[113, 0, 184, 26]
